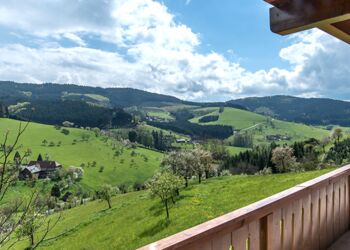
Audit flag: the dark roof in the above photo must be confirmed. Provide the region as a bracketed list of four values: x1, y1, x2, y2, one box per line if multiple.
[28, 161, 62, 171]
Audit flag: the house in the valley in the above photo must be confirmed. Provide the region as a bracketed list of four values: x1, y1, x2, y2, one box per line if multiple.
[176, 138, 190, 143]
[19, 161, 62, 180]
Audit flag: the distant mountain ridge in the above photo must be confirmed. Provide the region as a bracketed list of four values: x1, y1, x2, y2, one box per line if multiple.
[0, 81, 182, 107]
[2, 81, 350, 127]
[229, 95, 350, 126]
[0, 81, 247, 109]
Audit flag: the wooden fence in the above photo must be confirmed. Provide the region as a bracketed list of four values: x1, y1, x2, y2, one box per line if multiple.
[139, 165, 350, 250]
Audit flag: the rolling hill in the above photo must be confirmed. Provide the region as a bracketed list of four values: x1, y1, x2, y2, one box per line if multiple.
[0, 118, 163, 190]
[190, 107, 330, 144]
[229, 95, 350, 126]
[0, 81, 182, 108]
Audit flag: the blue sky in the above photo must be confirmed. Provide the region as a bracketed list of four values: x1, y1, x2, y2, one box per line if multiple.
[0, 0, 349, 101]
[161, 0, 289, 70]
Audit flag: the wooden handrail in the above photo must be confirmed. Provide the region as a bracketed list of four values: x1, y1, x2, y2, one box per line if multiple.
[139, 165, 350, 250]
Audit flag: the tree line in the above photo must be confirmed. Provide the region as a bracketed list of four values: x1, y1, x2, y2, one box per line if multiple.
[11, 100, 134, 129]
[222, 138, 323, 175]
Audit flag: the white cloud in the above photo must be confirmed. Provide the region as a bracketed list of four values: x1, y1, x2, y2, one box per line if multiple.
[62, 33, 87, 47]
[0, 0, 349, 101]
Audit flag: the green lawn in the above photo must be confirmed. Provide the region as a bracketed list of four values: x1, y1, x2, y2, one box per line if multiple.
[10, 168, 333, 250]
[0, 118, 163, 190]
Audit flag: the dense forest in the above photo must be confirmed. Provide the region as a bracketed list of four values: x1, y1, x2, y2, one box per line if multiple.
[230, 95, 350, 126]
[12, 100, 133, 128]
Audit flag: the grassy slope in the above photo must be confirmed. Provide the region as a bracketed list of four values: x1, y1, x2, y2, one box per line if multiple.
[191, 107, 266, 129]
[227, 146, 250, 155]
[141, 124, 189, 139]
[147, 111, 174, 121]
[0, 118, 162, 190]
[12, 169, 333, 250]
[191, 107, 329, 144]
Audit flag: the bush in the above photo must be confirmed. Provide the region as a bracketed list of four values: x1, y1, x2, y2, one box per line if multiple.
[67, 166, 84, 181]
[231, 162, 258, 175]
[51, 184, 61, 198]
[255, 167, 272, 176]
[133, 182, 145, 191]
[220, 169, 232, 176]
[118, 184, 128, 194]
[54, 125, 61, 130]
[61, 128, 70, 135]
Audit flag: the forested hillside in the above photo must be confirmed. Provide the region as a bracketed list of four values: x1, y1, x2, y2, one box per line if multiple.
[12, 100, 133, 128]
[229, 95, 350, 126]
[0, 81, 182, 107]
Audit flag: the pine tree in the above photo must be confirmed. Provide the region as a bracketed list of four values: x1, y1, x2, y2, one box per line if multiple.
[37, 154, 43, 162]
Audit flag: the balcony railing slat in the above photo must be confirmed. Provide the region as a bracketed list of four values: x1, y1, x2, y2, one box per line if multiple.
[292, 198, 303, 250]
[139, 165, 350, 250]
[212, 232, 231, 250]
[320, 186, 328, 249]
[341, 177, 347, 234]
[232, 224, 248, 250]
[311, 189, 320, 249]
[326, 182, 335, 246]
[301, 193, 312, 250]
[270, 209, 282, 250]
[248, 220, 260, 250]
[334, 181, 341, 239]
[346, 176, 350, 230]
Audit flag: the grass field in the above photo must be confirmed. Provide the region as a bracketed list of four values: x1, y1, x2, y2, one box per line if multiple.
[191, 107, 266, 129]
[147, 111, 174, 121]
[227, 146, 250, 155]
[10, 168, 334, 249]
[191, 107, 329, 144]
[0, 118, 163, 190]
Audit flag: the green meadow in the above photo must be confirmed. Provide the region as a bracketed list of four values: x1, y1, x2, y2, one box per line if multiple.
[191, 107, 329, 144]
[0, 118, 163, 190]
[10, 169, 333, 250]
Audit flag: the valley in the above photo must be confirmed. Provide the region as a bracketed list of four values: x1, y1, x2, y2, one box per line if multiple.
[1, 82, 350, 250]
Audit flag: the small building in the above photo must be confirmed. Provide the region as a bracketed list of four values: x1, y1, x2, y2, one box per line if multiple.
[18, 165, 41, 180]
[19, 161, 62, 180]
[176, 138, 188, 143]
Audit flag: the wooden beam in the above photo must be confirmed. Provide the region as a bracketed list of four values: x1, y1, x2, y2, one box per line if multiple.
[319, 22, 350, 44]
[268, 0, 350, 35]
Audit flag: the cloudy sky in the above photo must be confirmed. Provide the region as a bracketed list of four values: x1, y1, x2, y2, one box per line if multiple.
[0, 0, 349, 101]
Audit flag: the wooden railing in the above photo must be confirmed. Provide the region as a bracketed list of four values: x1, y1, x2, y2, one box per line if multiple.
[139, 165, 350, 250]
